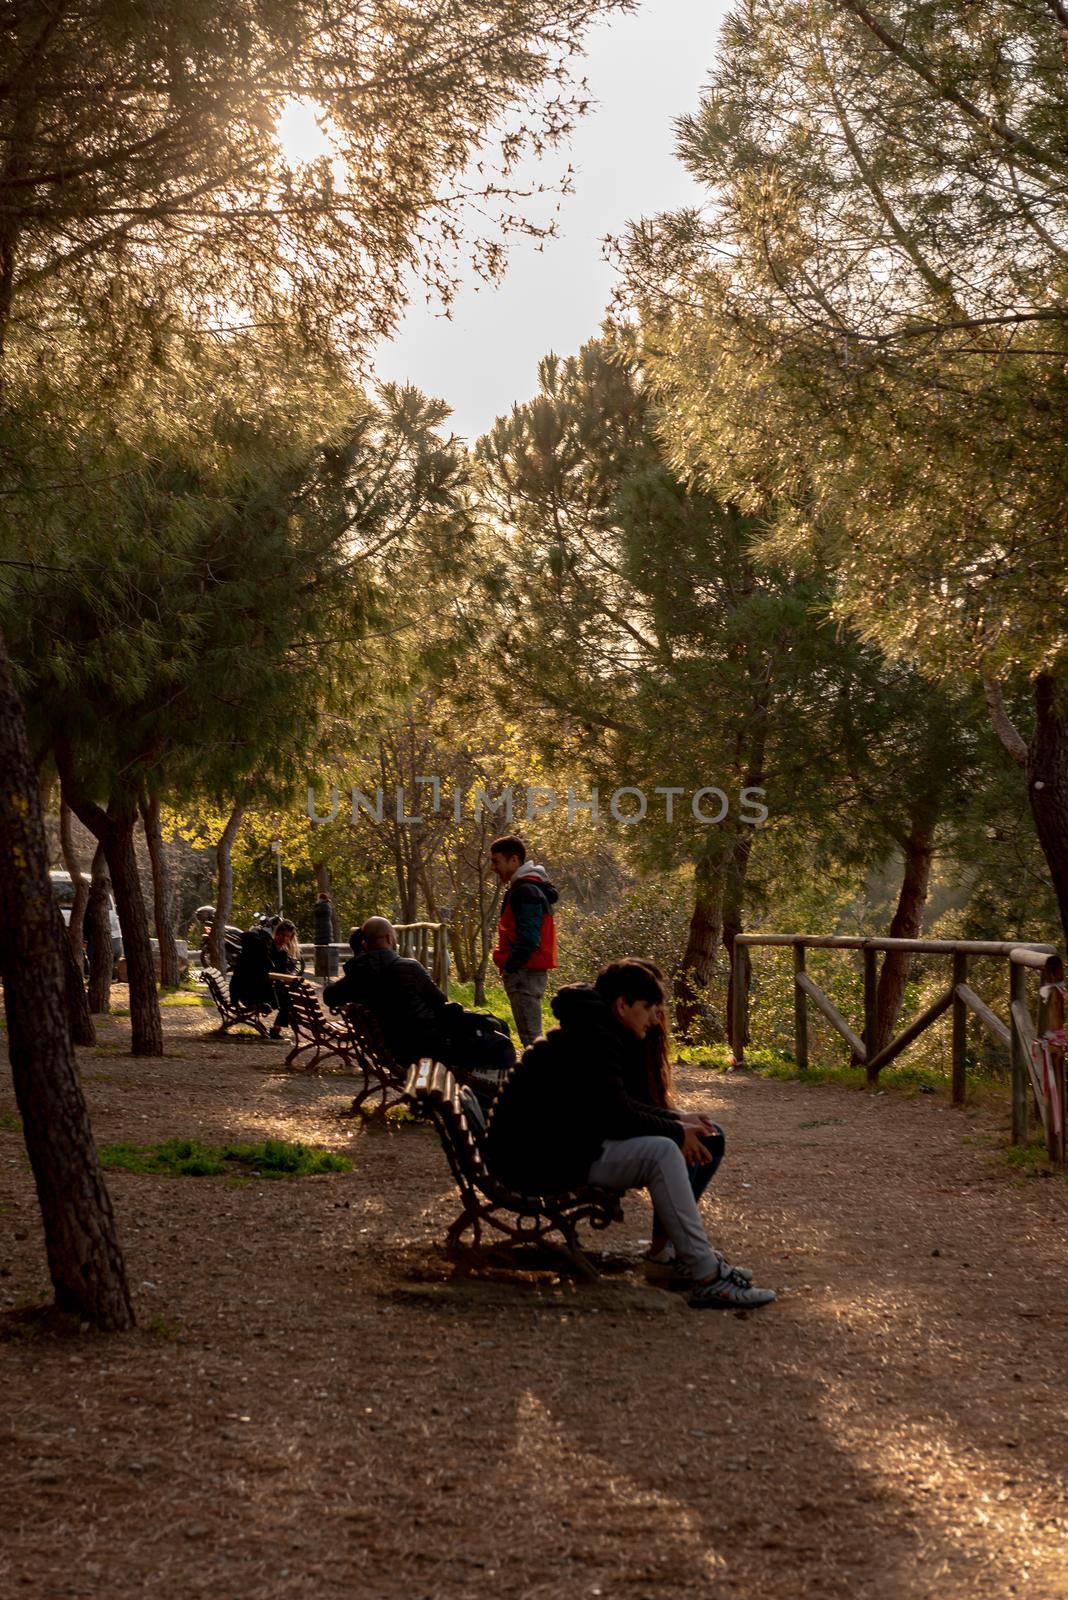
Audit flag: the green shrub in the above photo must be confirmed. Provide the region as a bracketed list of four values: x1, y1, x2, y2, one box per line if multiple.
[554, 873, 693, 992]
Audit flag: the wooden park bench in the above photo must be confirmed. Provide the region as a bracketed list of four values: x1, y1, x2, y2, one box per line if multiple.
[279, 979, 403, 1113]
[198, 967, 270, 1036]
[337, 1001, 408, 1114]
[282, 975, 361, 1072]
[403, 1059, 623, 1280]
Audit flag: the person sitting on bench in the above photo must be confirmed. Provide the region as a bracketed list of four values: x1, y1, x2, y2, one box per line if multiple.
[324, 916, 516, 1096]
[484, 958, 776, 1311]
[229, 917, 300, 1040]
[622, 960, 727, 1283]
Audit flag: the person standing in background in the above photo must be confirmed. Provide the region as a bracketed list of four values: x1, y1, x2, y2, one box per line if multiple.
[313, 888, 335, 978]
[490, 835, 559, 1047]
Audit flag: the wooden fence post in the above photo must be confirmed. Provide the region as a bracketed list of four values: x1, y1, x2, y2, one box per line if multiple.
[1010, 961, 1029, 1145]
[1037, 958, 1065, 1166]
[863, 945, 878, 1064]
[793, 942, 808, 1073]
[952, 951, 968, 1105]
[1049, 960, 1065, 1167]
[732, 941, 749, 1067]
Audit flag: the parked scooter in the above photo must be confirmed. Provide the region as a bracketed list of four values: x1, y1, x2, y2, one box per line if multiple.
[195, 906, 272, 969]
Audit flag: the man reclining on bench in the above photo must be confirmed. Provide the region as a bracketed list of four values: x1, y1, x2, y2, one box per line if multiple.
[324, 916, 516, 1101]
[484, 959, 776, 1311]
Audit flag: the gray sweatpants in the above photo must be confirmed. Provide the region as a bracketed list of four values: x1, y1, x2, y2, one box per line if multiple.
[588, 1135, 721, 1282]
[502, 967, 548, 1047]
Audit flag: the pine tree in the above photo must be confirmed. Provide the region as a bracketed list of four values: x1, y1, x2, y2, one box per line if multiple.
[622, 0, 1068, 943]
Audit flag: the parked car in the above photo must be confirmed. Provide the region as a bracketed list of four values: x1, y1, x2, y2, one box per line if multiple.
[50, 869, 122, 960]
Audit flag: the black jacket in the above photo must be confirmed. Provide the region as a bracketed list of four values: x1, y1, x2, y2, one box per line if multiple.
[313, 898, 334, 945]
[229, 928, 295, 1008]
[484, 985, 683, 1197]
[324, 947, 446, 1065]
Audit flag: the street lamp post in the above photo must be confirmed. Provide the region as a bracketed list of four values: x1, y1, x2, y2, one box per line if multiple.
[270, 839, 283, 913]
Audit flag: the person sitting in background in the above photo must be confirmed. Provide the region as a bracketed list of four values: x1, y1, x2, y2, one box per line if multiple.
[624, 960, 727, 1283]
[229, 917, 300, 1039]
[324, 916, 515, 1103]
[484, 959, 775, 1312]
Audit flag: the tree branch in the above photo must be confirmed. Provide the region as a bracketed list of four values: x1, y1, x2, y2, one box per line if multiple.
[837, 0, 1068, 176]
[981, 669, 1028, 768]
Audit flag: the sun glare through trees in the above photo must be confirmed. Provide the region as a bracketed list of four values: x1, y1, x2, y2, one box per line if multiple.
[275, 96, 339, 170]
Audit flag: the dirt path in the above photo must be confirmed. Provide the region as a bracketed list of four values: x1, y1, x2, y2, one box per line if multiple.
[2, 998, 1066, 1600]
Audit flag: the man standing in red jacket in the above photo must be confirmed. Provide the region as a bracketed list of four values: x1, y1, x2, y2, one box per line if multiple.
[490, 835, 559, 1046]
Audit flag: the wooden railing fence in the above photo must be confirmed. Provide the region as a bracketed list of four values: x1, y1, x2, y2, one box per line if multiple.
[300, 920, 450, 993]
[732, 935, 1065, 1165]
[395, 920, 450, 993]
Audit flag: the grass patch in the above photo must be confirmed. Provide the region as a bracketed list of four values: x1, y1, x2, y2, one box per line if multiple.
[161, 989, 211, 1009]
[144, 1314, 181, 1341]
[1001, 1136, 1067, 1179]
[683, 1042, 947, 1096]
[0, 1110, 21, 1132]
[448, 980, 521, 1037]
[99, 1136, 351, 1179]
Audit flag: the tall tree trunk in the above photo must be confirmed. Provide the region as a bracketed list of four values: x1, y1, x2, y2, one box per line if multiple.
[55, 799, 94, 1045]
[392, 840, 419, 923]
[54, 895, 95, 1047]
[723, 825, 757, 1054]
[58, 800, 89, 965]
[674, 848, 726, 1035]
[871, 817, 937, 1074]
[1030, 671, 1068, 951]
[106, 801, 163, 1056]
[984, 667, 1068, 949]
[419, 861, 439, 924]
[208, 802, 244, 971]
[58, 753, 162, 1056]
[722, 722, 767, 1052]
[86, 844, 114, 1015]
[0, 634, 134, 1330]
[475, 871, 502, 1006]
[141, 790, 181, 988]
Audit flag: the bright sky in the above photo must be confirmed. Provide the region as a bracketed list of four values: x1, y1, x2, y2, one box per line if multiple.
[372, 0, 726, 442]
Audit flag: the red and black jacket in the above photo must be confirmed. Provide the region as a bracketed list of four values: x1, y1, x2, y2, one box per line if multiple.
[493, 869, 559, 973]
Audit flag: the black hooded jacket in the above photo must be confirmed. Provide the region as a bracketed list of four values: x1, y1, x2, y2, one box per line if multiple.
[229, 926, 295, 1008]
[484, 985, 683, 1197]
[323, 946, 446, 1065]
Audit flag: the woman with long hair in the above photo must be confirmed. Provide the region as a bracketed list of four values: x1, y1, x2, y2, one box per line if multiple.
[625, 959, 727, 1277]
[267, 917, 300, 1039]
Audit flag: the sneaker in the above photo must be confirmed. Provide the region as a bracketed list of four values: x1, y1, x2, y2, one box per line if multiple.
[689, 1267, 776, 1311]
[643, 1244, 680, 1282]
[645, 1246, 754, 1289]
